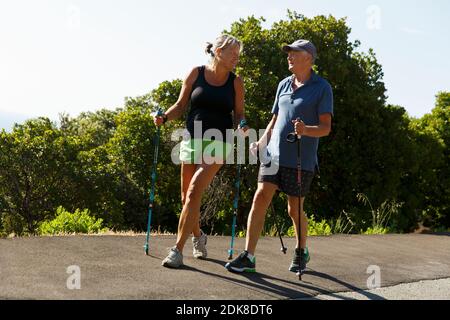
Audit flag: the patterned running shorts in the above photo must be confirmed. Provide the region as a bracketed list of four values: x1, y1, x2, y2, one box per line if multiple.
[257, 163, 315, 197]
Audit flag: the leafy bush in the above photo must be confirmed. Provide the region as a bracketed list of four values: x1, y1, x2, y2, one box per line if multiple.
[287, 214, 332, 237]
[39, 206, 108, 235]
[362, 226, 389, 235]
[431, 226, 450, 233]
[330, 210, 355, 234]
[356, 193, 402, 234]
[1, 212, 27, 237]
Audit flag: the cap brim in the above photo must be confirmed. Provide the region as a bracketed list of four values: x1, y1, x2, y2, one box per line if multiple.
[282, 45, 293, 52]
[282, 45, 307, 53]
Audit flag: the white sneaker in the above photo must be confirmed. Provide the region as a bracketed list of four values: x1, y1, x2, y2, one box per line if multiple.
[192, 230, 207, 259]
[162, 247, 183, 268]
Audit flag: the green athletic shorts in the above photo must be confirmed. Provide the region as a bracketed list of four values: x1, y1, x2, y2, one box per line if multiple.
[179, 139, 233, 164]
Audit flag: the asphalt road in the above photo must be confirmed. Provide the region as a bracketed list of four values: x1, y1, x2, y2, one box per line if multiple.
[308, 278, 450, 300]
[1, 234, 449, 300]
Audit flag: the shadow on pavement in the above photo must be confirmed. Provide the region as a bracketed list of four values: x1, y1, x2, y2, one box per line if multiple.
[303, 269, 386, 300]
[429, 232, 450, 237]
[180, 258, 385, 300]
[146, 254, 163, 260]
[180, 261, 307, 299]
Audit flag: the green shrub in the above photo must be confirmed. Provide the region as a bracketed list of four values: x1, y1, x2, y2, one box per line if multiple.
[431, 226, 450, 233]
[287, 214, 332, 237]
[1, 212, 27, 237]
[330, 210, 355, 234]
[356, 193, 402, 234]
[39, 206, 108, 235]
[362, 226, 389, 235]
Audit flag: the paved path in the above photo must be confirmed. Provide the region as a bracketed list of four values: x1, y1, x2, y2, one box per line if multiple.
[1, 234, 449, 299]
[307, 278, 450, 300]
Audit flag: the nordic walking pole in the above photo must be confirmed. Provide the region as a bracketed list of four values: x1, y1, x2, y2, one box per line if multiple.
[296, 130, 303, 280]
[144, 107, 163, 256]
[228, 119, 247, 260]
[287, 117, 303, 280]
[270, 200, 287, 254]
[228, 163, 241, 260]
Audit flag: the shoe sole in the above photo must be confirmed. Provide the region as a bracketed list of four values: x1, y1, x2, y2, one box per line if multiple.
[289, 267, 306, 273]
[225, 265, 256, 273]
[162, 261, 183, 268]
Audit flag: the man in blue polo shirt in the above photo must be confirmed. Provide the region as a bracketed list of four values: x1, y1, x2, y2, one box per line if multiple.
[226, 39, 333, 274]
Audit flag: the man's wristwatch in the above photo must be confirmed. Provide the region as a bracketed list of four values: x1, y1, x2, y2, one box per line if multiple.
[162, 114, 168, 124]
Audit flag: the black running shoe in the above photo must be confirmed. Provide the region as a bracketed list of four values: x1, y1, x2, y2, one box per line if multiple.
[225, 251, 256, 273]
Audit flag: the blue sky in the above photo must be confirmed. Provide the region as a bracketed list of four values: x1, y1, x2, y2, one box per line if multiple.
[0, 0, 449, 130]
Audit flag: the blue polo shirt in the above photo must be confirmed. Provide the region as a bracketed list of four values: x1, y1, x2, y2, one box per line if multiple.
[266, 71, 333, 172]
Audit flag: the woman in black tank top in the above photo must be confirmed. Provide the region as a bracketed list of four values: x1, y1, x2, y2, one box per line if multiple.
[153, 35, 248, 269]
[187, 65, 235, 140]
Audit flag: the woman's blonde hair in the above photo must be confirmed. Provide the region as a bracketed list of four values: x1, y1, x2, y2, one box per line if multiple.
[205, 34, 242, 64]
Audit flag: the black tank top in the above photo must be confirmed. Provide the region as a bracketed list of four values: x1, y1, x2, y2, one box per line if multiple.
[186, 66, 236, 140]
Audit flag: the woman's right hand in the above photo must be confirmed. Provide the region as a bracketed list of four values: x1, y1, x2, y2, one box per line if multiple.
[153, 116, 164, 127]
[153, 114, 167, 127]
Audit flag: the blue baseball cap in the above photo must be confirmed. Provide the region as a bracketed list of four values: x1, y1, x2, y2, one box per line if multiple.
[282, 39, 317, 60]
